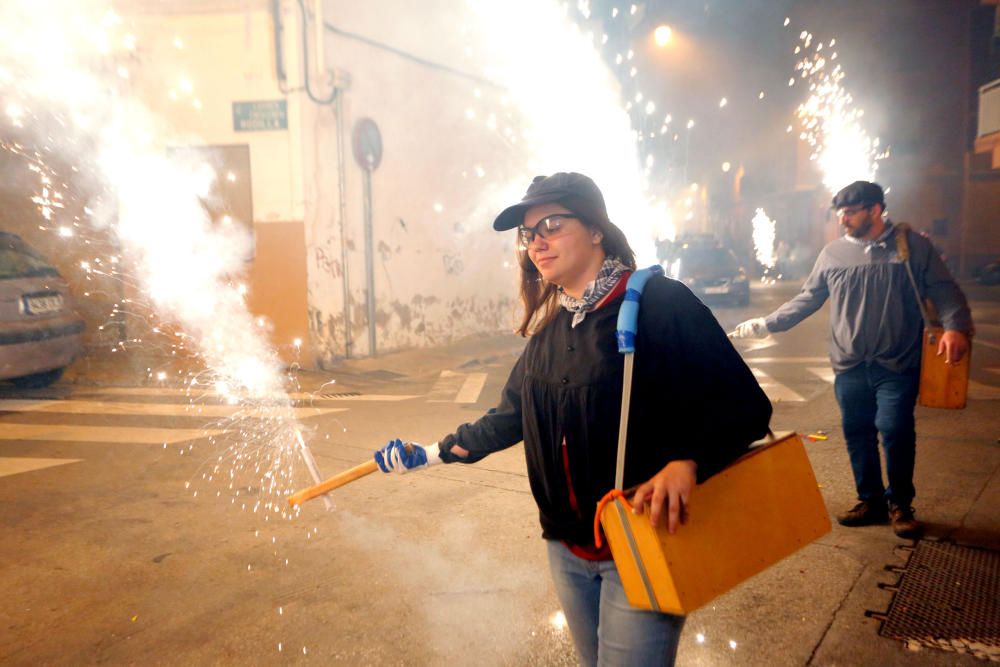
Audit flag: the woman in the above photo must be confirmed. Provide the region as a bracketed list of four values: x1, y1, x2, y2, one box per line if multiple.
[375, 172, 772, 666]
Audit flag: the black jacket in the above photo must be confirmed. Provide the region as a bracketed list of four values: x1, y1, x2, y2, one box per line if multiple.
[439, 275, 772, 546]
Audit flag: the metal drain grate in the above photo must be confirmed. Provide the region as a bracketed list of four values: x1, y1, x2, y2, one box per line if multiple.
[878, 541, 1000, 661]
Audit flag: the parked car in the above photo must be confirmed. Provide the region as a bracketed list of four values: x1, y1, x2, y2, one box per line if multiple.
[0, 231, 84, 387]
[664, 240, 751, 306]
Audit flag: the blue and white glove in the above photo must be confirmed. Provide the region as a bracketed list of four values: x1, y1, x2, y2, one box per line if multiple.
[374, 439, 442, 474]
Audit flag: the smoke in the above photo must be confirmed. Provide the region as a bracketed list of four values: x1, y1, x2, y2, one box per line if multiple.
[332, 509, 573, 665]
[464, 0, 661, 264]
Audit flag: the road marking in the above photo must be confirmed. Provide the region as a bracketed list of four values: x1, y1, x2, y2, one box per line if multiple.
[977, 338, 1000, 352]
[807, 367, 836, 383]
[751, 368, 805, 402]
[0, 399, 345, 419]
[740, 339, 778, 353]
[427, 370, 467, 403]
[968, 380, 1000, 400]
[0, 423, 224, 444]
[79, 387, 417, 402]
[454, 373, 487, 404]
[0, 457, 81, 478]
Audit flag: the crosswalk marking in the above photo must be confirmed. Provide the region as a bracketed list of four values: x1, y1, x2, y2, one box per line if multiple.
[0, 457, 81, 478]
[808, 367, 836, 383]
[454, 373, 487, 404]
[0, 423, 224, 444]
[741, 339, 778, 353]
[751, 368, 806, 402]
[978, 338, 1000, 352]
[0, 399, 345, 419]
[79, 387, 418, 402]
[969, 380, 1000, 400]
[427, 370, 468, 403]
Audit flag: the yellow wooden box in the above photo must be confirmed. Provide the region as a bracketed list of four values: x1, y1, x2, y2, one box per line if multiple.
[598, 431, 830, 614]
[918, 326, 970, 409]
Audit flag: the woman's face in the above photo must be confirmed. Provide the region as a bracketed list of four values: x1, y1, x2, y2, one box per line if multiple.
[520, 202, 605, 297]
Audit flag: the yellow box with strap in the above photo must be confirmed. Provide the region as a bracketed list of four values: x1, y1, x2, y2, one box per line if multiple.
[598, 265, 830, 614]
[596, 431, 830, 613]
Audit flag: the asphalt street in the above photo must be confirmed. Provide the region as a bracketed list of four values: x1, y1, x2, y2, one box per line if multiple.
[1, 280, 999, 665]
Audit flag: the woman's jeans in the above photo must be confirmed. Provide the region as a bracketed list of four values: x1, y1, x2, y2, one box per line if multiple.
[546, 540, 685, 667]
[833, 362, 921, 508]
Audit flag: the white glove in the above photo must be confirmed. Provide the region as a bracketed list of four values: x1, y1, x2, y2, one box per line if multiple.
[733, 317, 769, 339]
[374, 439, 441, 474]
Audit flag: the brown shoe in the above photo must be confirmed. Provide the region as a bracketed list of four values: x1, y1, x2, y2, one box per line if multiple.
[889, 505, 923, 539]
[836, 500, 888, 527]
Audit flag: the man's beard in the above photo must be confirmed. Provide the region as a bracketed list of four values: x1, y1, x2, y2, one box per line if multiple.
[846, 216, 873, 239]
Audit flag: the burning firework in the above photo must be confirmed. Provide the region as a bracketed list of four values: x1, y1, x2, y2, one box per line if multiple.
[751, 208, 776, 272]
[793, 31, 888, 193]
[0, 0, 313, 521]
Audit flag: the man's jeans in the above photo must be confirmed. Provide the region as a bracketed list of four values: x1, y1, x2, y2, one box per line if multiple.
[833, 362, 920, 507]
[546, 540, 685, 667]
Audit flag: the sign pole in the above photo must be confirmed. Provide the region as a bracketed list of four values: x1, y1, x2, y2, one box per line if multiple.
[351, 118, 383, 357]
[362, 167, 376, 356]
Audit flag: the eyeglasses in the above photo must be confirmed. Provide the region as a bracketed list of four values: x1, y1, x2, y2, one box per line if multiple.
[517, 214, 578, 248]
[835, 205, 870, 218]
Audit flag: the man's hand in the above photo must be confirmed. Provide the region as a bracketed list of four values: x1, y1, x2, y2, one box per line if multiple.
[732, 317, 769, 339]
[373, 439, 441, 474]
[937, 330, 969, 364]
[630, 460, 697, 535]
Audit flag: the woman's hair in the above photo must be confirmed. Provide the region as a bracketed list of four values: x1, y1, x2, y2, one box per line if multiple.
[515, 213, 637, 336]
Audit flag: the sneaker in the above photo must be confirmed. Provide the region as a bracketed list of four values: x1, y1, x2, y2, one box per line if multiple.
[888, 504, 923, 539]
[836, 500, 888, 527]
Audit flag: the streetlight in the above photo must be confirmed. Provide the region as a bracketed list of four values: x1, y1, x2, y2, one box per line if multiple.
[654, 24, 673, 47]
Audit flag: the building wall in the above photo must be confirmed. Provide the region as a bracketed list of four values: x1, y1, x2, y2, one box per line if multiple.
[302, 1, 521, 365]
[122, 1, 523, 368]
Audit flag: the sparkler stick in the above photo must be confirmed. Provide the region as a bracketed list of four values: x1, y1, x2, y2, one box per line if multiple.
[287, 442, 420, 507]
[287, 459, 379, 507]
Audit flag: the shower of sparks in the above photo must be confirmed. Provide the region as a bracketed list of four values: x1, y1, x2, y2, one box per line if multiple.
[751, 208, 776, 270]
[549, 610, 568, 631]
[793, 31, 887, 193]
[466, 0, 669, 264]
[0, 0, 314, 524]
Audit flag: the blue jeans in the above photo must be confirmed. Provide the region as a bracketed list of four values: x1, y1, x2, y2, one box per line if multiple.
[833, 363, 920, 507]
[546, 540, 685, 667]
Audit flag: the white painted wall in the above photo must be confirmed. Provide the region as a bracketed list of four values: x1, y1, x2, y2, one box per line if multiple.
[128, 9, 303, 223]
[302, 1, 526, 363]
[123, 1, 528, 366]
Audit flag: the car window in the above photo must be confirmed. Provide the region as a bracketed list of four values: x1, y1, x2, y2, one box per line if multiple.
[0, 236, 60, 279]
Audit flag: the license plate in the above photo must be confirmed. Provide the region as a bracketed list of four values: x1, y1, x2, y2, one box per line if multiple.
[24, 294, 64, 314]
[703, 286, 729, 294]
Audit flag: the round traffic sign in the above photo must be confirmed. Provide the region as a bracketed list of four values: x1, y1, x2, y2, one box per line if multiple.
[352, 117, 382, 171]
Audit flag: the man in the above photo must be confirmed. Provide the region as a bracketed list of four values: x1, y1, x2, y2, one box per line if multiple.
[733, 181, 972, 538]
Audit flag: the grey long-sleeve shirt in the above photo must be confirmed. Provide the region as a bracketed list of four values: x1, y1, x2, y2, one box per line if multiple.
[764, 222, 972, 374]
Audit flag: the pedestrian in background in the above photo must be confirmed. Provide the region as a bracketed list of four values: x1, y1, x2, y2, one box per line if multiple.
[733, 181, 972, 538]
[374, 173, 772, 666]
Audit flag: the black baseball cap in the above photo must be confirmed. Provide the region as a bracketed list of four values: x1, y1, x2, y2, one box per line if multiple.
[492, 172, 611, 231]
[832, 181, 886, 210]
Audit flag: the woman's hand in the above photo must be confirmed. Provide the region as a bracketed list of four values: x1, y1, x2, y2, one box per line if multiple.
[630, 459, 697, 534]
